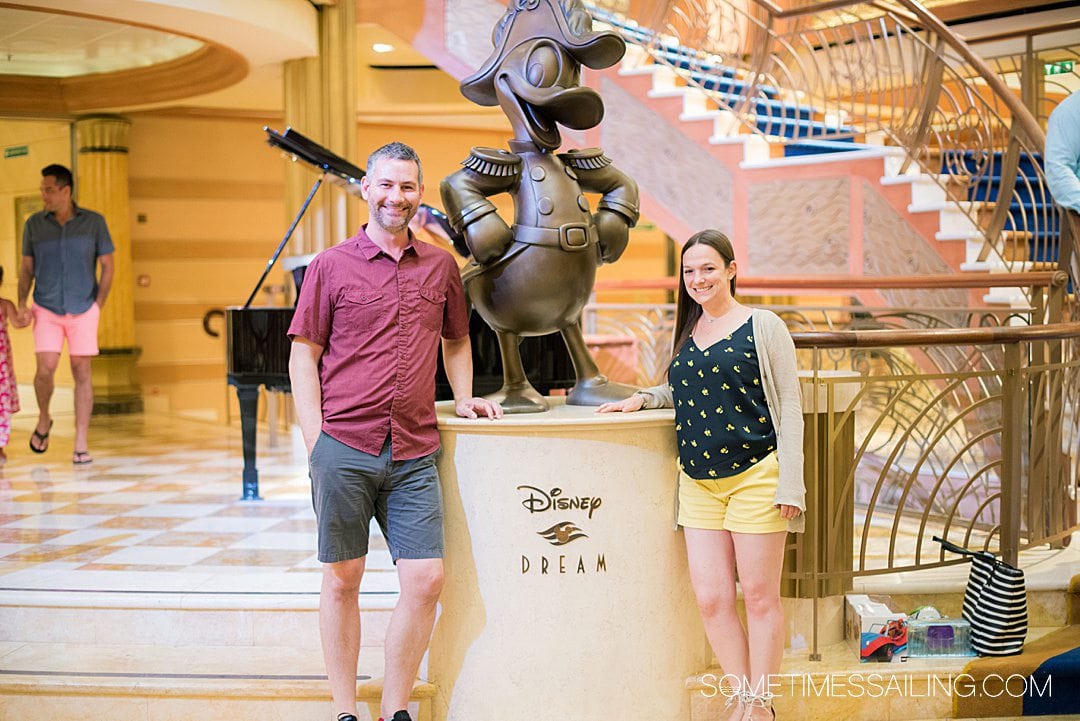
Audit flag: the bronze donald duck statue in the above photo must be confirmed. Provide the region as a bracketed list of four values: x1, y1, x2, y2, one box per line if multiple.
[441, 0, 640, 413]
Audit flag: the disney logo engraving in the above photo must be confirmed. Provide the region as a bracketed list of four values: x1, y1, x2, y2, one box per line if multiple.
[517, 485, 602, 519]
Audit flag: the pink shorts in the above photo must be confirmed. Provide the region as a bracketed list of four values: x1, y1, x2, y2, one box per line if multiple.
[32, 303, 100, 356]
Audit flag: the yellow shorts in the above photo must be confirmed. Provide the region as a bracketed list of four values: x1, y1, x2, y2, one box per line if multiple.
[677, 453, 788, 533]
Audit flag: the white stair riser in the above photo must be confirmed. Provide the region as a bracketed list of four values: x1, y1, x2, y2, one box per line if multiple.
[909, 178, 947, 205]
[0, 694, 427, 721]
[937, 207, 980, 236]
[711, 110, 741, 138]
[0, 605, 393, 648]
[682, 86, 709, 116]
[651, 65, 678, 91]
[883, 154, 921, 178]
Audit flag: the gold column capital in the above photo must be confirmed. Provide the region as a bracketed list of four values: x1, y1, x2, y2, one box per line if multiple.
[75, 114, 131, 154]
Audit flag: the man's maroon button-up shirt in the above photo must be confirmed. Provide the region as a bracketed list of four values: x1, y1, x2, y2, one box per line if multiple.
[288, 227, 469, 460]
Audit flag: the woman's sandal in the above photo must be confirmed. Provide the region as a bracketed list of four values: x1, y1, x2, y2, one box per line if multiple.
[29, 420, 53, 454]
[744, 691, 776, 720]
[73, 451, 93, 466]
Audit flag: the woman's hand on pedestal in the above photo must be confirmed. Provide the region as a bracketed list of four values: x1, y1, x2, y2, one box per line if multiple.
[596, 393, 646, 413]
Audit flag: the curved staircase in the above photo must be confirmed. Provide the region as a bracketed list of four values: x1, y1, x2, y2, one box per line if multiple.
[584, 7, 1064, 308]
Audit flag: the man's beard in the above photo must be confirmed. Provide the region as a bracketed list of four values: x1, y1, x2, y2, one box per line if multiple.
[373, 203, 414, 234]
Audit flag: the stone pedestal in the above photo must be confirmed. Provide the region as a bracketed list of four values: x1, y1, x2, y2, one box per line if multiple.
[430, 399, 711, 721]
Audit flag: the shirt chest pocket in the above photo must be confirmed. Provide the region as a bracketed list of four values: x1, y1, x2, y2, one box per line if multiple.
[416, 286, 446, 333]
[340, 288, 387, 326]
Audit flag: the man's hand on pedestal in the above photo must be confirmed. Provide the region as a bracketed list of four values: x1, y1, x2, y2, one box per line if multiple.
[455, 397, 504, 420]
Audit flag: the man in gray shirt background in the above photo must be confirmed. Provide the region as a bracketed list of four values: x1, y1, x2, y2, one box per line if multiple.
[18, 164, 115, 465]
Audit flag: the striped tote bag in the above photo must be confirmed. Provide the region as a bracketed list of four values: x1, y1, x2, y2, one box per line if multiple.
[934, 536, 1027, 656]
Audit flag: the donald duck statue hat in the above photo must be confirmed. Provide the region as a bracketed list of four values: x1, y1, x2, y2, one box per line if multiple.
[460, 0, 627, 107]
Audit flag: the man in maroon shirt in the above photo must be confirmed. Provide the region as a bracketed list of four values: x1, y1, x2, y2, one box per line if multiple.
[288, 142, 502, 721]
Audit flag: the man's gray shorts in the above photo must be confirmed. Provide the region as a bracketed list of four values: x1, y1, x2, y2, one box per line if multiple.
[308, 432, 444, 564]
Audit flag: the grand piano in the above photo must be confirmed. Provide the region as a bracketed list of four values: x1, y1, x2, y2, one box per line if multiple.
[226, 128, 574, 500]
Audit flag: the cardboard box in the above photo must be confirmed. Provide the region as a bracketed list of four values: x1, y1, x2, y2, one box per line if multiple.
[844, 594, 907, 663]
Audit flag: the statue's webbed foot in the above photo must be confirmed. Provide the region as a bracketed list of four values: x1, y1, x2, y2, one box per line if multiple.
[566, 376, 638, 406]
[485, 382, 549, 414]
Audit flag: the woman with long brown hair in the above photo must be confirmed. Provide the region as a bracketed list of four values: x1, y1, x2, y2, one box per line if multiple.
[598, 229, 805, 720]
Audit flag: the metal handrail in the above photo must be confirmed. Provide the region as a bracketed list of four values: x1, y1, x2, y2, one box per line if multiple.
[794, 320, 1080, 347]
[594, 270, 1067, 291]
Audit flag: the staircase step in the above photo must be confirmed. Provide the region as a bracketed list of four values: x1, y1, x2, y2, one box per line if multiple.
[679, 109, 721, 123]
[704, 133, 771, 164]
[650, 47, 739, 78]
[752, 115, 856, 140]
[617, 63, 667, 78]
[982, 288, 1029, 306]
[0, 588, 397, 648]
[739, 145, 902, 170]
[936, 230, 980, 242]
[686, 628, 1066, 721]
[781, 140, 867, 158]
[0, 641, 434, 721]
[687, 70, 779, 99]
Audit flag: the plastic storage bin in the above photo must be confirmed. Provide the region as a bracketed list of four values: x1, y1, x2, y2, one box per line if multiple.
[906, 618, 976, 657]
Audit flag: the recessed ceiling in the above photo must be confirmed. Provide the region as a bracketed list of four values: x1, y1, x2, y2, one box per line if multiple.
[0, 7, 204, 77]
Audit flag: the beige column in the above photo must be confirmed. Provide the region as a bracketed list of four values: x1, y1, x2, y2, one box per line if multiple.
[75, 114, 142, 413]
[430, 399, 712, 721]
[282, 0, 359, 255]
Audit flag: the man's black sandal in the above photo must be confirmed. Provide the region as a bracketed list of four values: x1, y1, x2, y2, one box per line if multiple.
[29, 420, 53, 454]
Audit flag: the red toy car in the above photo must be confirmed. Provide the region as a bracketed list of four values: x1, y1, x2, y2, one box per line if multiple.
[860, 618, 908, 661]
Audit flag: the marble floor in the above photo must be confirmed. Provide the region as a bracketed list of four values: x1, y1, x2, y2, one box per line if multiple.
[0, 397, 395, 598]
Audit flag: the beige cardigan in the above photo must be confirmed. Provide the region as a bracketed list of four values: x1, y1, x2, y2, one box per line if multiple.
[636, 308, 806, 533]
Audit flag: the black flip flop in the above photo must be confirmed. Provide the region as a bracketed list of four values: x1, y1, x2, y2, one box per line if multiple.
[29, 420, 53, 454]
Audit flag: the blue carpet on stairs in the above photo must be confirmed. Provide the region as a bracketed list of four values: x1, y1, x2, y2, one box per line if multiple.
[1023, 645, 1080, 716]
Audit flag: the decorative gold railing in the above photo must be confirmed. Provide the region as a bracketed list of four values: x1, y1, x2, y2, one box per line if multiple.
[587, 0, 1076, 295]
[586, 273, 1078, 655]
[792, 318, 1080, 657]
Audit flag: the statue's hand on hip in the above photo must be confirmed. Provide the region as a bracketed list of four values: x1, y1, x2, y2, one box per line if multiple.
[594, 210, 631, 264]
[466, 212, 515, 264]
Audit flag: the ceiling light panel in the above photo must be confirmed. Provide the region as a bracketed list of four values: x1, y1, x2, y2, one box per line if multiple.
[0, 7, 203, 77]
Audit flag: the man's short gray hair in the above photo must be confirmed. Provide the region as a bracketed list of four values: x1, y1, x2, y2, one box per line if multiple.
[366, 142, 423, 185]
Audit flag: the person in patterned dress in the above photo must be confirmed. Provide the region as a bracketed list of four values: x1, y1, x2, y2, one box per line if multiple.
[0, 266, 24, 462]
[598, 229, 805, 721]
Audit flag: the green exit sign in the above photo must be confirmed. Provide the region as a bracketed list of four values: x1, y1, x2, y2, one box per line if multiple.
[1044, 61, 1074, 76]
[3, 145, 28, 159]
